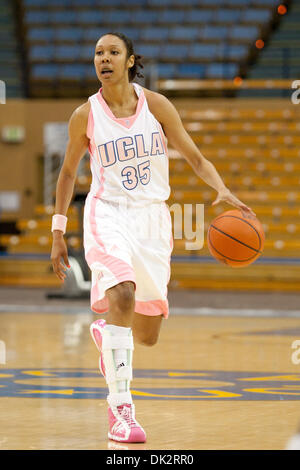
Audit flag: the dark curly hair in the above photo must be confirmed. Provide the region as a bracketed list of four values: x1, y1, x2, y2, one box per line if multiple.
[99, 32, 144, 82]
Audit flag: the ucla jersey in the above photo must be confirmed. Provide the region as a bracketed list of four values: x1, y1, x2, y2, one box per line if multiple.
[86, 83, 170, 206]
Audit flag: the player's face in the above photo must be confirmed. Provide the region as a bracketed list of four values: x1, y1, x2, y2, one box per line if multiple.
[94, 35, 134, 84]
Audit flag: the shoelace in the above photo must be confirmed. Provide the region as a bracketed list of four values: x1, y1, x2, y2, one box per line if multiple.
[118, 405, 136, 428]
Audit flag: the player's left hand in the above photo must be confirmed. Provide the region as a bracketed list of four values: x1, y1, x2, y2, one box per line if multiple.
[212, 187, 257, 220]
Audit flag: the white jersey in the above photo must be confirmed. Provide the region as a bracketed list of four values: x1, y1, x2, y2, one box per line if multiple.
[86, 83, 170, 207]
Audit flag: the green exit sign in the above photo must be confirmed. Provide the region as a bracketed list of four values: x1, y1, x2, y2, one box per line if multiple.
[1, 126, 25, 143]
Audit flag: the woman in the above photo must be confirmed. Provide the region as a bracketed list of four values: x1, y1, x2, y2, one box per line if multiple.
[51, 32, 256, 444]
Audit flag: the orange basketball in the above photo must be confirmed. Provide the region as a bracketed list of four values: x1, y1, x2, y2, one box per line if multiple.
[207, 209, 265, 268]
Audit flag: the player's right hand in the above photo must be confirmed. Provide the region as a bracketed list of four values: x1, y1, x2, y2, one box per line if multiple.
[51, 235, 70, 282]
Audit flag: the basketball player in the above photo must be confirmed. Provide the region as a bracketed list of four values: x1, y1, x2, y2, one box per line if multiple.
[51, 33, 256, 443]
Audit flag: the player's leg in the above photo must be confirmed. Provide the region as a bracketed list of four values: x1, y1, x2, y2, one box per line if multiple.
[90, 280, 146, 443]
[130, 201, 172, 347]
[132, 312, 163, 346]
[105, 281, 135, 327]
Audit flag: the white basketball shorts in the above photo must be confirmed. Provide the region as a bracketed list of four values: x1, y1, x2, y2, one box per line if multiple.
[83, 193, 173, 318]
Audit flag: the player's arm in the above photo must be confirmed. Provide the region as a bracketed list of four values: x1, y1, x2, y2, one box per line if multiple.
[51, 101, 90, 281]
[145, 89, 256, 219]
[54, 101, 90, 218]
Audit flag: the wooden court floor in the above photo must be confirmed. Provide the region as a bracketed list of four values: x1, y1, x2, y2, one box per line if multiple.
[1, 300, 300, 450]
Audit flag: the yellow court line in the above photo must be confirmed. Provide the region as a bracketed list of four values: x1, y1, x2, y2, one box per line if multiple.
[19, 389, 74, 395]
[243, 388, 300, 396]
[21, 371, 56, 377]
[238, 375, 300, 382]
[131, 389, 241, 399]
[18, 389, 102, 395]
[168, 372, 212, 377]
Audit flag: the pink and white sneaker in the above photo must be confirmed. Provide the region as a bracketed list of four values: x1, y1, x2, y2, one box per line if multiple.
[90, 319, 106, 376]
[108, 403, 146, 443]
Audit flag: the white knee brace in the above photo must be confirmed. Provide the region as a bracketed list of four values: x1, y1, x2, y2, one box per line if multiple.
[101, 328, 134, 401]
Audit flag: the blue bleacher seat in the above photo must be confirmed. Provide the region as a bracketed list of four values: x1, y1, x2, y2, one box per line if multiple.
[25, 11, 49, 24]
[205, 62, 239, 79]
[55, 45, 79, 61]
[147, 0, 173, 6]
[135, 44, 161, 60]
[77, 10, 103, 24]
[189, 43, 218, 60]
[92, 0, 123, 5]
[242, 9, 272, 23]
[141, 27, 169, 42]
[30, 45, 54, 61]
[157, 10, 186, 24]
[217, 44, 248, 61]
[229, 25, 259, 41]
[172, 0, 199, 5]
[185, 9, 214, 23]
[72, 0, 98, 6]
[226, 0, 251, 5]
[251, 0, 280, 6]
[201, 25, 228, 41]
[58, 64, 86, 80]
[81, 44, 96, 60]
[31, 64, 59, 79]
[160, 44, 189, 61]
[169, 27, 199, 42]
[56, 28, 82, 42]
[85, 63, 98, 79]
[125, 0, 148, 5]
[27, 28, 54, 42]
[24, 0, 51, 6]
[105, 10, 132, 24]
[82, 28, 110, 42]
[214, 9, 241, 23]
[200, 0, 225, 5]
[118, 28, 141, 42]
[177, 63, 205, 78]
[157, 63, 177, 78]
[132, 10, 159, 24]
[50, 11, 78, 24]
[46, 0, 72, 5]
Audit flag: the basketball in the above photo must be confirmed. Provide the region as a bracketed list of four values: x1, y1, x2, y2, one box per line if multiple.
[207, 209, 265, 268]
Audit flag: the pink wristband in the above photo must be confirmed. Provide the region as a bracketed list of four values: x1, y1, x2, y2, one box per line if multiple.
[51, 214, 68, 234]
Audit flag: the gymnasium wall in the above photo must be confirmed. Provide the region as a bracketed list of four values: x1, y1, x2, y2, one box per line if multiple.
[0, 98, 85, 221]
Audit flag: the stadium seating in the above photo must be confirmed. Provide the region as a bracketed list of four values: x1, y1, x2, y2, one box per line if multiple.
[205, 63, 239, 79]
[31, 63, 59, 79]
[177, 63, 205, 79]
[20, 0, 283, 94]
[215, 9, 241, 23]
[189, 43, 219, 61]
[184, 10, 215, 23]
[244, 0, 300, 83]
[27, 28, 54, 42]
[241, 8, 272, 24]
[160, 44, 190, 62]
[2, 96, 300, 290]
[141, 27, 169, 42]
[156, 63, 178, 78]
[169, 27, 199, 42]
[2, 0, 300, 291]
[136, 44, 161, 60]
[229, 25, 259, 42]
[0, 2, 24, 97]
[58, 64, 87, 80]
